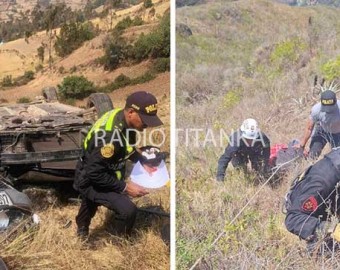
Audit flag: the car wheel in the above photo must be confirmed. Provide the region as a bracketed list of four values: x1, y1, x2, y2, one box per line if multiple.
[0, 258, 8, 270]
[42, 87, 58, 102]
[87, 93, 114, 120]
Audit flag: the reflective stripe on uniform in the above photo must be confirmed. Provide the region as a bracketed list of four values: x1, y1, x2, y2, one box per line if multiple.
[84, 109, 120, 149]
[115, 171, 122, 180]
[83, 108, 135, 180]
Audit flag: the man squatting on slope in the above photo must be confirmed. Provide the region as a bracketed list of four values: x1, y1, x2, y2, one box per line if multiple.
[73, 91, 163, 238]
[297, 89, 340, 159]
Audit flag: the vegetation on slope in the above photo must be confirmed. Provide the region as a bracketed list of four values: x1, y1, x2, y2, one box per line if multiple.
[177, 0, 340, 268]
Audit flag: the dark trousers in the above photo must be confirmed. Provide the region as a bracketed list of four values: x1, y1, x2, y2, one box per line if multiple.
[309, 131, 340, 159]
[231, 153, 266, 174]
[76, 188, 137, 235]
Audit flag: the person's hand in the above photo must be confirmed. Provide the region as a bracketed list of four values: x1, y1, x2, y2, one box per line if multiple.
[293, 143, 308, 156]
[293, 143, 303, 150]
[124, 181, 149, 198]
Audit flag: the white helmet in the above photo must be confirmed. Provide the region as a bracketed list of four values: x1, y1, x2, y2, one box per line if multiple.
[240, 118, 259, 140]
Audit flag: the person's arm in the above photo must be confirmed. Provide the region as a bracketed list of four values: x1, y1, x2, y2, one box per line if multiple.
[85, 146, 127, 192]
[285, 209, 320, 240]
[86, 142, 148, 197]
[216, 144, 238, 181]
[300, 119, 315, 149]
[128, 148, 140, 163]
[262, 136, 271, 171]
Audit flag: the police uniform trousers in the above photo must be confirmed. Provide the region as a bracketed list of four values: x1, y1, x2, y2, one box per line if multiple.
[76, 187, 137, 235]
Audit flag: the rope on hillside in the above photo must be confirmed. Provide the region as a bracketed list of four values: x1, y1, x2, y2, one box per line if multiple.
[188, 156, 301, 270]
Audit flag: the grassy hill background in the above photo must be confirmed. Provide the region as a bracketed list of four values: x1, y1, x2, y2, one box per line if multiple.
[177, 0, 340, 268]
[0, 0, 170, 269]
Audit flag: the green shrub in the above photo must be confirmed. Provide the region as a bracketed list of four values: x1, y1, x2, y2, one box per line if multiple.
[131, 71, 155, 84]
[1, 75, 13, 87]
[17, 96, 31, 103]
[37, 45, 45, 63]
[270, 38, 306, 70]
[115, 16, 144, 32]
[24, 71, 35, 80]
[58, 66, 65, 74]
[152, 57, 170, 73]
[133, 16, 144, 26]
[114, 74, 132, 87]
[99, 71, 156, 92]
[223, 89, 242, 110]
[70, 66, 77, 73]
[144, 0, 153, 8]
[58, 75, 95, 99]
[13, 71, 35, 86]
[100, 36, 129, 70]
[35, 64, 44, 72]
[132, 13, 170, 61]
[321, 56, 340, 81]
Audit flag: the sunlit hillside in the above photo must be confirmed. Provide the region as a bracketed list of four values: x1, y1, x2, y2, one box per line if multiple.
[0, 0, 170, 269]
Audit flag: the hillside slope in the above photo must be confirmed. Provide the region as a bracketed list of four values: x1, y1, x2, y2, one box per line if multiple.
[177, 0, 340, 269]
[0, 1, 170, 269]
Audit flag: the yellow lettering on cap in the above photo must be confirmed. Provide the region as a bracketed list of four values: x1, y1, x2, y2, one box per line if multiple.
[322, 99, 335, 105]
[131, 104, 140, 110]
[145, 104, 157, 113]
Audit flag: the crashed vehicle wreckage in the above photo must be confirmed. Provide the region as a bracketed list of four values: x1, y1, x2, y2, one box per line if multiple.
[0, 88, 114, 186]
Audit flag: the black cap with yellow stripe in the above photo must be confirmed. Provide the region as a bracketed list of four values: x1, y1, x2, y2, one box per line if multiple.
[125, 91, 163, 127]
[321, 90, 337, 113]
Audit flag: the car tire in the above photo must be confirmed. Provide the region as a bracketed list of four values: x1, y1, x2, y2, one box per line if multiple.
[42, 87, 58, 102]
[0, 258, 8, 270]
[87, 93, 114, 119]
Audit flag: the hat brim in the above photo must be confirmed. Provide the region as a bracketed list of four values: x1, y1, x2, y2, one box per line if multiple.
[321, 104, 337, 113]
[139, 113, 163, 127]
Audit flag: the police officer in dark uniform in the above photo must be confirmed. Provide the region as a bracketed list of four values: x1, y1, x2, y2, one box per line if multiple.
[216, 118, 271, 181]
[74, 91, 163, 238]
[285, 147, 340, 253]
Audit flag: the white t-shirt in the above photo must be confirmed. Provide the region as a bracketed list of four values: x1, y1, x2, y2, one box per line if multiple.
[310, 101, 340, 134]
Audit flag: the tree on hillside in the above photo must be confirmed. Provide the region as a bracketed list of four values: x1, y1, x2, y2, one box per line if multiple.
[54, 22, 96, 57]
[42, 4, 73, 69]
[103, 0, 122, 31]
[37, 43, 46, 63]
[144, 0, 153, 8]
[101, 34, 129, 70]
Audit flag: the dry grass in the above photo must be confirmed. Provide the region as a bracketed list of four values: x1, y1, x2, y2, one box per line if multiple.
[177, 0, 340, 269]
[0, 185, 170, 270]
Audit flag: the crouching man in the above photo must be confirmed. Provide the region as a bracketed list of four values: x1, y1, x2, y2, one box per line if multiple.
[285, 147, 340, 255]
[73, 91, 163, 238]
[216, 118, 271, 181]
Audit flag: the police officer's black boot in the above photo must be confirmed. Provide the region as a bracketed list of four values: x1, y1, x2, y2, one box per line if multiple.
[77, 226, 89, 240]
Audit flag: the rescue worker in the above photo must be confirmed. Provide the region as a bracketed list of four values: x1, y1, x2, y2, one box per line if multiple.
[296, 88, 340, 159]
[73, 91, 163, 238]
[285, 147, 340, 255]
[216, 118, 271, 181]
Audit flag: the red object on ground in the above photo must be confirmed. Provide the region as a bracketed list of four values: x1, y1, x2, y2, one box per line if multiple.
[269, 143, 288, 166]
